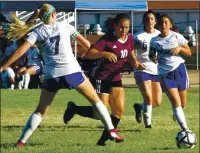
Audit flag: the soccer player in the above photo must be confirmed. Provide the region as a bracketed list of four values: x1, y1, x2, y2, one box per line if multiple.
[0, 3, 124, 147]
[149, 14, 192, 132]
[0, 40, 27, 89]
[63, 13, 145, 146]
[0, 67, 15, 89]
[133, 10, 162, 128]
[16, 44, 43, 89]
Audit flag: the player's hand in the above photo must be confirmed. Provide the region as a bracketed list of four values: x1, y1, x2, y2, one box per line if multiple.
[170, 46, 181, 55]
[152, 56, 158, 63]
[103, 52, 117, 63]
[0, 66, 8, 72]
[133, 61, 145, 70]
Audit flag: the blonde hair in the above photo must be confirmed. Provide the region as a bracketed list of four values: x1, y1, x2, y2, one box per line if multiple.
[6, 3, 55, 41]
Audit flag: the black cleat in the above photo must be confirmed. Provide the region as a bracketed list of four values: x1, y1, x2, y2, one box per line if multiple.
[63, 101, 76, 124]
[133, 103, 142, 123]
[145, 125, 152, 128]
[96, 139, 107, 146]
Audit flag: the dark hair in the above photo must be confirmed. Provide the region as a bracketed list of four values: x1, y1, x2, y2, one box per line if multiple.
[142, 10, 157, 30]
[158, 14, 174, 27]
[171, 24, 179, 33]
[104, 13, 130, 35]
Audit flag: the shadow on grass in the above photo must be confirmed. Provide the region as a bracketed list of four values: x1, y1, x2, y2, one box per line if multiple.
[152, 147, 176, 150]
[0, 142, 44, 149]
[2, 125, 142, 133]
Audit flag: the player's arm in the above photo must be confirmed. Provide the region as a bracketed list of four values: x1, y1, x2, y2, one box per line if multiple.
[84, 48, 117, 63]
[74, 34, 91, 57]
[129, 50, 145, 69]
[0, 41, 32, 71]
[170, 44, 192, 56]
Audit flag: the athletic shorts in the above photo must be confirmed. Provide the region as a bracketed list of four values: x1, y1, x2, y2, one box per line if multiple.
[27, 65, 41, 74]
[43, 72, 85, 92]
[90, 78, 122, 94]
[134, 71, 159, 84]
[160, 63, 190, 91]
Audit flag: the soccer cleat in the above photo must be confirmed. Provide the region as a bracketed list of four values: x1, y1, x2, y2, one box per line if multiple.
[108, 129, 124, 143]
[15, 140, 25, 148]
[133, 103, 142, 123]
[96, 139, 107, 146]
[145, 125, 152, 128]
[63, 101, 76, 124]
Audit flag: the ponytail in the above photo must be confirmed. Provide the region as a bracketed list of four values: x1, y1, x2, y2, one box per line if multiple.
[6, 10, 41, 41]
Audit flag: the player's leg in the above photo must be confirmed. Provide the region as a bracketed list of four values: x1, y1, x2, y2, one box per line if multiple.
[63, 79, 109, 123]
[16, 77, 60, 147]
[137, 80, 153, 128]
[23, 66, 40, 89]
[164, 88, 188, 131]
[7, 67, 15, 89]
[151, 81, 162, 107]
[97, 86, 125, 146]
[75, 75, 123, 142]
[133, 72, 152, 125]
[179, 90, 187, 108]
[160, 65, 189, 131]
[16, 88, 58, 147]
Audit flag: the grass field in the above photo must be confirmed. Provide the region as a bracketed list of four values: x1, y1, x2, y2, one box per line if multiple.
[1, 88, 199, 153]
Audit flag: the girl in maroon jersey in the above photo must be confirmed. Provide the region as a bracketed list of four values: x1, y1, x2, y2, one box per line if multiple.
[63, 13, 145, 146]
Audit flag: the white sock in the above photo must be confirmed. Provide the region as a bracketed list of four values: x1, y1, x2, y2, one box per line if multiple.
[143, 104, 152, 126]
[24, 73, 30, 89]
[173, 107, 188, 131]
[10, 84, 15, 89]
[93, 101, 114, 130]
[19, 113, 42, 143]
[18, 75, 24, 89]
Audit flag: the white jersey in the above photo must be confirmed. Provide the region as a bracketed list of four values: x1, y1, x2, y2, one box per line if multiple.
[26, 47, 43, 67]
[149, 30, 188, 76]
[1, 67, 15, 88]
[26, 22, 81, 79]
[134, 29, 160, 74]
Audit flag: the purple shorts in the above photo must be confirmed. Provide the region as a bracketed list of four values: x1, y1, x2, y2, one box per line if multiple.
[28, 65, 41, 74]
[43, 72, 85, 92]
[160, 63, 190, 91]
[134, 72, 159, 84]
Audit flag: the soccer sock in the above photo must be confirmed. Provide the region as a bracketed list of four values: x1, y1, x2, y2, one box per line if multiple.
[18, 75, 24, 89]
[19, 113, 42, 143]
[10, 84, 15, 89]
[173, 107, 188, 131]
[99, 114, 121, 142]
[93, 101, 114, 130]
[139, 103, 144, 112]
[24, 73, 30, 89]
[75, 106, 98, 119]
[143, 104, 152, 126]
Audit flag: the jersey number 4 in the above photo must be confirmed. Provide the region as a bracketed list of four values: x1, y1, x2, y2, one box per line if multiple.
[120, 49, 128, 58]
[49, 35, 60, 55]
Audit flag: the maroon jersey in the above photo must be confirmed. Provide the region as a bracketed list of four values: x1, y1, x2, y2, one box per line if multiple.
[91, 33, 134, 81]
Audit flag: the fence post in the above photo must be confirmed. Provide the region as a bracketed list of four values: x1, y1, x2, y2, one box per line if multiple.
[196, 20, 199, 70]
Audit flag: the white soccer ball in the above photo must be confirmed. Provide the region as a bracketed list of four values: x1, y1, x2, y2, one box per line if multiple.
[176, 130, 196, 149]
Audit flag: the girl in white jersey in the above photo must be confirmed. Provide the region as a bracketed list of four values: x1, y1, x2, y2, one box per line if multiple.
[0, 3, 123, 147]
[149, 14, 193, 133]
[133, 10, 162, 128]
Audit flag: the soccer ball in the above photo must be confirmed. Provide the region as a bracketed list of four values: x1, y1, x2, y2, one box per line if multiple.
[176, 130, 196, 149]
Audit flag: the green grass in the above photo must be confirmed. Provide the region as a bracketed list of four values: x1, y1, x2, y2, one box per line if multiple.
[1, 88, 199, 153]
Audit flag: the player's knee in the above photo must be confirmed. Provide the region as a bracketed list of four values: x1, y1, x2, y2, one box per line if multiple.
[153, 100, 162, 107]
